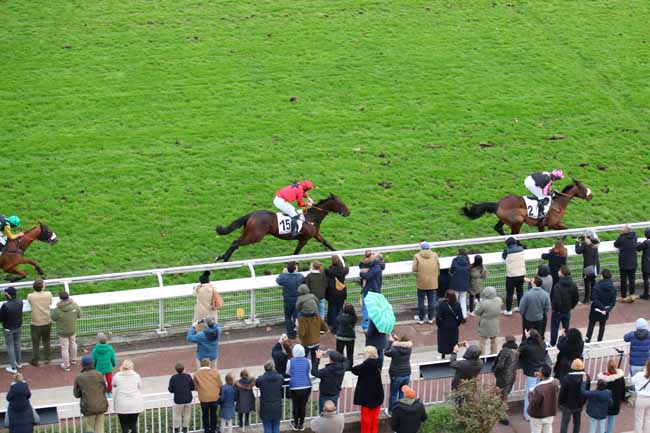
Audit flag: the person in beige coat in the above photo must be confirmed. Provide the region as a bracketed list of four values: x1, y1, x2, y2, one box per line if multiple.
[474, 286, 503, 355]
[113, 359, 144, 433]
[193, 271, 222, 330]
[412, 242, 440, 324]
[27, 279, 53, 366]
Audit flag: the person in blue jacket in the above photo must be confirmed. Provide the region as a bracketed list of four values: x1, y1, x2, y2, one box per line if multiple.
[585, 270, 617, 343]
[450, 249, 471, 319]
[276, 262, 305, 339]
[581, 379, 612, 433]
[359, 253, 385, 331]
[624, 318, 650, 376]
[187, 316, 221, 370]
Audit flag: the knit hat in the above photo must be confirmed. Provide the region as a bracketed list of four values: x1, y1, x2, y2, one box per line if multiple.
[401, 385, 416, 399]
[571, 358, 584, 371]
[420, 242, 430, 250]
[4, 287, 16, 298]
[636, 318, 648, 330]
[81, 355, 93, 367]
[506, 237, 516, 246]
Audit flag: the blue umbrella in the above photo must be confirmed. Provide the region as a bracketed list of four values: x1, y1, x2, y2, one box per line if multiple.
[364, 292, 396, 334]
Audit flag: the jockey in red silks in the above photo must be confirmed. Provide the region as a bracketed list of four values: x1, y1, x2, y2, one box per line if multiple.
[523, 169, 565, 217]
[273, 180, 314, 236]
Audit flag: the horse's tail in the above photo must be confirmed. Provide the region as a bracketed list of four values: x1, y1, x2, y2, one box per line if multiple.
[216, 213, 251, 236]
[460, 202, 498, 220]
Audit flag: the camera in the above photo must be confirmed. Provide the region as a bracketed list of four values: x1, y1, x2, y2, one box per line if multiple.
[197, 319, 205, 325]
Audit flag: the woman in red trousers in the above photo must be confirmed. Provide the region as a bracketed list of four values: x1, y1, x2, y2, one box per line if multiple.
[351, 346, 385, 433]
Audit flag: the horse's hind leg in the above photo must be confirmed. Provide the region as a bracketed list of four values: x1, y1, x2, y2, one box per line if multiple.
[4, 266, 27, 282]
[216, 239, 241, 262]
[293, 238, 309, 256]
[494, 221, 506, 236]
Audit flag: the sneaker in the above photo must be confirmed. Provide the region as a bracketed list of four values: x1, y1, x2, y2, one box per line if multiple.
[5, 366, 17, 374]
[416, 319, 424, 325]
[60, 363, 71, 372]
[71, 360, 78, 365]
[641, 294, 650, 300]
[513, 307, 520, 313]
[426, 319, 434, 324]
[503, 310, 513, 316]
[468, 312, 475, 317]
[299, 424, 305, 432]
[384, 408, 391, 417]
[290, 421, 299, 431]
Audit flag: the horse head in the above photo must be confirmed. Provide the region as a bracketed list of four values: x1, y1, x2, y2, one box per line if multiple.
[36, 221, 58, 244]
[565, 179, 593, 201]
[319, 194, 351, 217]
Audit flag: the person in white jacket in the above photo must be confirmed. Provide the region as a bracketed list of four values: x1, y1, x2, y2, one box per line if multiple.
[632, 360, 650, 433]
[113, 359, 145, 433]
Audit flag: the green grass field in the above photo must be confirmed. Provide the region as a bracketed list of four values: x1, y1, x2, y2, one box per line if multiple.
[2, 0, 649, 284]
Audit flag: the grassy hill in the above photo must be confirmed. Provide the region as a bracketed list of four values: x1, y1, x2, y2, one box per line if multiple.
[1, 0, 649, 282]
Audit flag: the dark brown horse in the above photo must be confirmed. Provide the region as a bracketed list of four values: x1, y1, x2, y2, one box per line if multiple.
[215, 194, 350, 262]
[0, 222, 58, 281]
[461, 180, 593, 234]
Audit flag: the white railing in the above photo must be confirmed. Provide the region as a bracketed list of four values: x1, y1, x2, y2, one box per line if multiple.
[1, 223, 649, 345]
[29, 339, 630, 433]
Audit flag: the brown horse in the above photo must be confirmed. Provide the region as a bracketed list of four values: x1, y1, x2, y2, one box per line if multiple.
[0, 222, 58, 281]
[461, 180, 593, 234]
[215, 194, 350, 262]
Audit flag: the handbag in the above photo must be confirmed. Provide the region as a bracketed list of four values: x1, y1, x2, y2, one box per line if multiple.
[335, 277, 346, 291]
[583, 265, 596, 277]
[211, 284, 223, 310]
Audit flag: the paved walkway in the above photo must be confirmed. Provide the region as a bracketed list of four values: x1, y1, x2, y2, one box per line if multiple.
[2, 298, 649, 421]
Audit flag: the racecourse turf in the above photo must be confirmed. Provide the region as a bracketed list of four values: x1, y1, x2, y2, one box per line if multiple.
[1, 0, 649, 288]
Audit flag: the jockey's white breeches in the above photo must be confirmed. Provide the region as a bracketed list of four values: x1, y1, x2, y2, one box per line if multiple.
[274, 196, 298, 218]
[524, 176, 545, 200]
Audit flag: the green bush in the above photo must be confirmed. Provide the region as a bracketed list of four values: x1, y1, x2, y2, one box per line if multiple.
[419, 404, 463, 433]
[451, 379, 508, 433]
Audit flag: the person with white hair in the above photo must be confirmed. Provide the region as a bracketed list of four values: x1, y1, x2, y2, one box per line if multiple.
[112, 359, 144, 433]
[624, 318, 650, 376]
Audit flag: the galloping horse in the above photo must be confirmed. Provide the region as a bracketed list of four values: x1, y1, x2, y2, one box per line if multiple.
[0, 222, 58, 281]
[461, 179, 593, 234]
[215, 194, 350, 262]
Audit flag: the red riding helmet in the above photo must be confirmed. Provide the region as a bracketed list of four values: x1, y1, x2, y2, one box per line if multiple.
[301, 180, 314, 190]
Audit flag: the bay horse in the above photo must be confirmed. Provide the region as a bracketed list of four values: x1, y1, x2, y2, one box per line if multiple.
[215, 194, 350, 262]
[0, 222, 58, 281]
[461, 179, 593, 235]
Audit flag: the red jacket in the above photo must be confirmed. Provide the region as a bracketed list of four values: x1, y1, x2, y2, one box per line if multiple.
[276, 184, 309, 207]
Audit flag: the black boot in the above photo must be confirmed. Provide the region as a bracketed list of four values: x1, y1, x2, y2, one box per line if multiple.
[290, 216, 299, 237]
[537, 199, 545, 218]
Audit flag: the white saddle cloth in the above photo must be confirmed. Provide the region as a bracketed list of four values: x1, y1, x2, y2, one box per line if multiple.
[523, 196, 552, 219]
[276, 213, 304, 235]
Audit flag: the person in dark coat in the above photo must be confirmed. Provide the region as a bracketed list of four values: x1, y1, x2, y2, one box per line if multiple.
[637, 228, 650, 300]
[325, 255, 349, 330]
[389, 385, 427, 433]
[335, 303, 356, 368]
[0, 287, 23, 374]
[351, 346, 384, 433]
[614, 226, 638, 302]
[234, 369, 255, 429]
[168, 362, 195, 433]
[559, 358, 589, 433]
[576, 230, 601, 303]
[519, 329, 547, 421]
[276, 262, 305, 338]
[585, 270, 617, 343]
[255, 362, 284, 433]
[436, 290, 464, 359]
[313, 350, 349, 413]
[271, 335, 292, 378]
[597, 359, 626, 433]
[554, 328, 584, 380]
[450, 249, 471, 318]
[437, 268, 450, 301]
[624, 318, 650, 376]
[550, 266, 579, 346]
[581, 379, 612, 433]
[6, 374, 39, 433]
[493, 336, 519, 426]
[542, 240, 568, 286]
[359, 253, 385, 331]
[384, 335, 413, 414]
[449, 344, 483, 390]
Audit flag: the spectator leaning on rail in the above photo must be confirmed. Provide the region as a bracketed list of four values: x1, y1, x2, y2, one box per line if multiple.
[585, 269, 617, 343]
[493, 336, 519, 426]
[305, 260, 328, 318]
[638, 228, 650, 300]
[335, 303, 357, 367]
[576, 230, 601, 303]
[384, 334, 413, 415]
[187, 315, 221, 370]
[558, 358, 588, 433]
[449, 343, 483, 391]
[310, 400, 344, 433]
[297, 307, 328, 376]
[1, 287, 23, 374]
[352, 346, 385, 433]
[255, 361, 284, 433]
[359, 252, 385, 331]
[527, 365, 560, 433]
[295, 284, 319, 317]
[541, 240, 568, 286]
[519, 329, 548, 421]
[581, 379, 612, 433]
[597, 359, 626, 433]
[450, 248, 471, 319]
[624, 318, 650, 376]
[193, 271, 222, 331]
[91, 332, 117, 398]
[313, 350, 349, 414]
[412, 241, 440, 324]
[288, 344, 312, 431]
[554, 328, 584, 381]
[271, 334, 292, 377]
[168, 362, 195, 433]
[219, 373, 237, 433]
[474, 286, 502, 355]
[27, 279, 52, 367]
[436, 290, 464, 359]
[234, 369, 256, 429]
[631, 359, 650, 433]
[5, 373, 40, 433]
[519, 276, 551, 338]
[614, 225, 638, 303]
[389, 385, 427, 433]
[193, 358, 222, 433]
[550, 266, 579, 347]
[113, 359, 145, 433]
[536, 264, 553, 294]
[502, 237, 526, 316]
[276, 261, 305, 339]
[468, 254, 488, 316]
[325, 255, 349, 331]
[50, 290, 81, 372]
[74, 355, 108, 433]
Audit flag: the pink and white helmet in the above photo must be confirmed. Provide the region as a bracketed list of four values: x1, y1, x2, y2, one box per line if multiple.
[551, 169, 564, 179]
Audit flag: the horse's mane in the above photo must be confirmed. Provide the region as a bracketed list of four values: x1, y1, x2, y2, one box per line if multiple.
[315, 195, 335, 206]
[562, 182, 578, 193]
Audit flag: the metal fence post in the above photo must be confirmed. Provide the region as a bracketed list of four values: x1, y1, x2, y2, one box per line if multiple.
[156, 273, 167, 335]
[245, 262, 260, 325]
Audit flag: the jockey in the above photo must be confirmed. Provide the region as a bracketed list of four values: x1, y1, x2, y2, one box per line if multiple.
[0, 215, 23, 249]
[523, 169, 565, 217]
[274, 180, 314, 236]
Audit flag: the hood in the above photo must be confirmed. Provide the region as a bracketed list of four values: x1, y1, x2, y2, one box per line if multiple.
[634, 328, 650, 340]
[482, 286, 497, 299]
[298, 284, 310, 295]
[463, 345, 482, 361]
[204, 325, 219, 342]
[392, 340, 413, 349]
[418, 250, 433, 259]
[537, 264, 550, 277]
[598, 369, 624, 382]
[235, 378, 255, 390]
[636, 318, 649, 331]
[292, 344, 305, 358]
[506, 237, 516, 246]
[94, 343, 112, 355]
[57, 299, 76, 310]
[454, 255, 470, 268]
[599, 279, 615, 291]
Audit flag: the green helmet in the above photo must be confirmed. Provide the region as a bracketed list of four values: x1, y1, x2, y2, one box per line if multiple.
[6, 215, 20, 227]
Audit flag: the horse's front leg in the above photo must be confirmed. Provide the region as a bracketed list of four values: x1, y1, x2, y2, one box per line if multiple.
[293, 238, 309, 256]
[315, 232, 336, 251]
[18, 258, 45, 277]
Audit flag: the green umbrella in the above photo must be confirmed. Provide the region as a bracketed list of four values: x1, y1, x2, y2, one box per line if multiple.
[364, 292, 396, 334]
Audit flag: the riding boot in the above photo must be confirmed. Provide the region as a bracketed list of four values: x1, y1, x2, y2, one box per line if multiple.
[290, 216, 299, 237]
